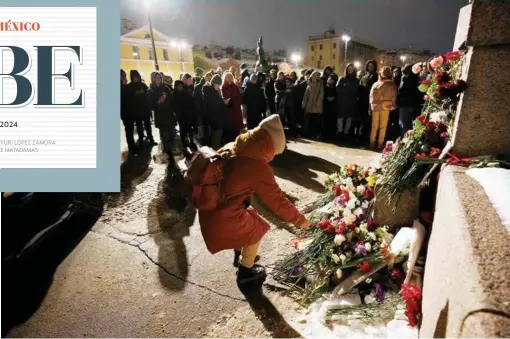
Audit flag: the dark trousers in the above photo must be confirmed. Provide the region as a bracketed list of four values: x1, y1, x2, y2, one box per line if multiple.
[399, 106, 421, 137]
[268, 96, 276, 115]
[159, 125, 176, 154]
[179, 123, 194, 147]
[247, 111, 263, 130]
[137, 116, 154, 143]
[304, 113, 322, 137]
[122, 118, 141, 150]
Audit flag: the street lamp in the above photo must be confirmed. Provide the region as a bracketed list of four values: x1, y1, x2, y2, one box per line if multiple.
[291, 53, 301, 67]
[354, 61, 361, 70]
[342, 34, 351, 63]
[145, 1, 159, 70]
[172, 40, 188, 72]
[400, 55, 407, 65]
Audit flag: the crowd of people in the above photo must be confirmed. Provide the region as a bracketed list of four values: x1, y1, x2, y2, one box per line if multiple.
[120, 59, 427, 155]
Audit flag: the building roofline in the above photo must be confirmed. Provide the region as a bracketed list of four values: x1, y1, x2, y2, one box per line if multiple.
[121, 25, 173, 42]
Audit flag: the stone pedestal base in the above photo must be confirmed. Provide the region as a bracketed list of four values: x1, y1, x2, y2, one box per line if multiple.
[373, 186, 419, 226]
[420, 166, 510, 338]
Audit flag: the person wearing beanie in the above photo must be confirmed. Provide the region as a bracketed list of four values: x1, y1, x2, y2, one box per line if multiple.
[278, 76, 298, 136]
[240, 63, 250, 87]
[243, 73, 267, 129]
[369, 66, 397, 149]
[173, 80, 196, 151]
[202, 74, 227, 149]
[336, 63, 360, 142]
[198, 114, 311, 288]
[221, 71, 243, 144]
[125, 70, 157, 149]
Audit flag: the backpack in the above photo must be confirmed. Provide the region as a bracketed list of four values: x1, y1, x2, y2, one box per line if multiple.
[184, 146, 233, 211]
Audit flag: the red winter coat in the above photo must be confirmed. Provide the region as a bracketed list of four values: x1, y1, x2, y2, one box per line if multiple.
[198, 127, 306, 254]
[221, 83, 243, 132]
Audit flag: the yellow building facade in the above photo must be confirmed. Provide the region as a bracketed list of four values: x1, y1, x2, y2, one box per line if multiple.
[306, 30, 378, 74]
[120, 26, 194, 83]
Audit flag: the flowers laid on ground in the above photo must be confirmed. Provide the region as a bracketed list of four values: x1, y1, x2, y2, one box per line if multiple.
[272, 164, 417, 325]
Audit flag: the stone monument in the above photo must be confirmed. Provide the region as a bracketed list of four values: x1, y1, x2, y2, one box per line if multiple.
[420, 0, 510, 337]
[255, 36, 270, 74]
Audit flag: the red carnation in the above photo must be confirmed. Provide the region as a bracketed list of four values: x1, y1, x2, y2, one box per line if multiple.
[391, 268, 404, 282]
[357, 261, 372, 273]
[367, 219, 380, 232]
[316, 220, 329, 230]
[325, 222, 336, 233]
[440, 131, 449, 138]
[416, 115, 428, 126]
[414, 153, 427, 160]
[420, 79, 431, 86]
[429, 147, 441, 158]
[444, 50, 462, 61]
[435, 71, 450, 85]
[336, 225, 346, 235]
[333, 184, 342, 197]
[400, 283, 423, 327]
[342, 189, 350, 201]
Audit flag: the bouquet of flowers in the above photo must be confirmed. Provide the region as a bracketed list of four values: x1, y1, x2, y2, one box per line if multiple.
[377, 50, 467, 204]
[272, 164, 408, 306]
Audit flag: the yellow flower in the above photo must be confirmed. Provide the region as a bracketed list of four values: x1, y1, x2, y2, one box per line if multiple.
[367, 175, 377, 187]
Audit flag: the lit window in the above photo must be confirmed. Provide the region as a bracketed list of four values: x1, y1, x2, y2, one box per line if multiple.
[132, 46, 140, 59]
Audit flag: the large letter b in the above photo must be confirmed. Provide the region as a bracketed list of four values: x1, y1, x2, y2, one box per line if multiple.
[0, 46, 33, 106]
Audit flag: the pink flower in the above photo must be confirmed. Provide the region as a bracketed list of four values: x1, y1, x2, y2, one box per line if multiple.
[411, 63, 422, 74]
[430, 56, 444, 68]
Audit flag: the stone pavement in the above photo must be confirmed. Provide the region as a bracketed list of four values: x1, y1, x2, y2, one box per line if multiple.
[8, 138, 378, 338]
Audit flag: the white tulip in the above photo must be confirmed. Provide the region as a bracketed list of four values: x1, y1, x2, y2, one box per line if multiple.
[334, 234, 346, 245]
[331, 254, 340, 263]
[356, 185, 366, 194]
[339, 254, 347, 263]
[365, 242, 372, 252]
[336, 269, 343, 280]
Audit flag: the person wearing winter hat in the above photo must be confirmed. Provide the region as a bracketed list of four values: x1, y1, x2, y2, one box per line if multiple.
[125, 70, 157, 149]
[198, 114, 311, 288]
[240, 63, 250, 87]
[202, 74, 227, 149]
[243, 73, 267, 129]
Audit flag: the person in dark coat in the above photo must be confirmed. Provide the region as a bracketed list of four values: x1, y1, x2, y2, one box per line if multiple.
[243, 74, 267, 129]
[321, 65, 334, 87]
[322, 73, 338, 140]
[147, 71, 177, 154]
[290, 71, 298, 84]
[358, 60, 378, 142]
[126, 70, 156, 147]
[398, 64, 424, 136]
[173, 80, 196, 150]
[265, 70, 277, 115]
[278, 76, 298, 136]
[336, 63, 359, 141]
[193, 76, 207, 142]
[202, 74, 228, 150]
[386, 67, 403, 141]
[240, 63, 250, 87]
[274, 71, 287, 117]
[293, 69, 312, 129]
[121, 70, 138, 154]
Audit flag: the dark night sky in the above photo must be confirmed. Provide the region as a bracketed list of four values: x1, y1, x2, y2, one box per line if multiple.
[122, 0, 468, 53]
